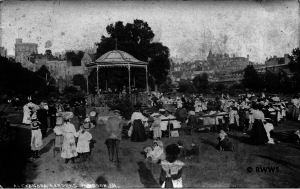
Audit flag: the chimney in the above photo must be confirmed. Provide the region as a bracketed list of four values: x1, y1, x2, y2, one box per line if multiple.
[93, 44, 98, 54]
[233, 54, 235, 58]
[16, 38, 22, 44]
[284, 54, 290, 64]
[274, 56, 277, 59]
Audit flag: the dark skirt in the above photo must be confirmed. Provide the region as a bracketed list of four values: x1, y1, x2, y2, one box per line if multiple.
[229, 117, 238, 131]
[292, 106, 300, 118]
[250, 119, 269, 145]
[131, 120, 147, 142]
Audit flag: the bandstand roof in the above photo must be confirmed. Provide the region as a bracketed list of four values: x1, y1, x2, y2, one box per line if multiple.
[85, 49, 148, 68]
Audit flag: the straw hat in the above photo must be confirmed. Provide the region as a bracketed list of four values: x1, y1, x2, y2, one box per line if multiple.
[63, 112, 74, 120]
[151, 113, 161, 117]
[82, 122, 92, 130]
[188, 111, 195, 116]
[90, 110, 97, 117]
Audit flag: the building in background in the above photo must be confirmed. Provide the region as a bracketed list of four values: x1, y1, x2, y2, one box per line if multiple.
[14, 38, 38, 64]
[0, 47, 7, 58]
[207, 49, 250, 71]
[265, 54, 290, 66]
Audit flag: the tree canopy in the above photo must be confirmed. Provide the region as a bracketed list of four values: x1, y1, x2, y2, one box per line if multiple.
[72, 74, 87, 91]
[192, 73, 209, 93]
[65, 51, 85, 66]
[289, 48, 300, 73]
[242, 65, 263, 91]
[95, 19, 171, 90]
[0, 56, 58, 98]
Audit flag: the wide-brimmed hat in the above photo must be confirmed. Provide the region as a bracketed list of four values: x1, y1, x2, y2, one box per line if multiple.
[165, 143, 180, 156]
[90, 110, 97, 117]
[188, 111, 195, 116]
[63, 112, 74, 120]
[151, 113, 161, 117]
[82, 122, 92, 130]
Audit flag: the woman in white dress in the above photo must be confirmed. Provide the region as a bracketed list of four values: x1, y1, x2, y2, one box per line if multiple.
[61, 112, 78, 164]
[22, 103, 32, 124]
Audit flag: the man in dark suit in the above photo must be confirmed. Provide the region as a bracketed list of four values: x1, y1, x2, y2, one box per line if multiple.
[48, 102, 57, 128]
[76, 101, 86, 130]
[37, 102, 48, 138]
[105, 110, 124, 162]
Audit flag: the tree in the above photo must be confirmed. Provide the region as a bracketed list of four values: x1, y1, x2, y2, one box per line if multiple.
[63, 85, 78, 94]
[36, 65, 56, 86]
[289, 48, 300, 73]
[177, 80, 197, 94]
[288, 48, 300, 92]
[72, 74, 86, 91]
[65, 51, 84, 66]
[95, 19, 170, 91]
[278, 71, 292, 94]
[192, 73, 209, 92]
[215, 83, 226, 91]
[242, 65, 263, 91]
[159, 77, 173, 93]
[45, 50, 55, 61]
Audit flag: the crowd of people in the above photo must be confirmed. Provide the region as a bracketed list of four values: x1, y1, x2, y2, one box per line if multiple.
[20, 97, 99, 163]
[12, 92, 300, 188]
[127, 92, 300, 146]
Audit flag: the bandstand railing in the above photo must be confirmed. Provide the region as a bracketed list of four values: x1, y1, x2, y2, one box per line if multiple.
[87, 93, 149, 107]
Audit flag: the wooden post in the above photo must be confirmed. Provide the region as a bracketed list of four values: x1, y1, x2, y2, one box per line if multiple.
[146, 65, 149, 95]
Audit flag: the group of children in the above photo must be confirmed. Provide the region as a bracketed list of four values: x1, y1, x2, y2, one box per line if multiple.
[30, 109, 95, 163]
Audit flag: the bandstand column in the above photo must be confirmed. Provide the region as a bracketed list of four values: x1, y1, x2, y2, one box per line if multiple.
[97, 66, 99, 92]
[84, 69, 91, 95]
[128, 64, 131, 95]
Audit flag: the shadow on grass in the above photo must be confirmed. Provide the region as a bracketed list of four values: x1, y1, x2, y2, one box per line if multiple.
[227, 133, 251, 145]
[40, 139, 54, 155]
[270, 131, 293, 143]
[289, 144, 300, 150]
[90, 139, 96, 153]
[199, 138, 217, 149]
[0, 127, 39, 187]
[95, 175, 109, 188]
[256, 154, 300, 174]
[137, 161, 160, 188]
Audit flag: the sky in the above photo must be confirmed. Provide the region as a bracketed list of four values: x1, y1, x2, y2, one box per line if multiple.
[1, 0, 299, 63]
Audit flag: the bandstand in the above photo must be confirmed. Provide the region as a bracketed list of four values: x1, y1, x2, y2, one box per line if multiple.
[84, 49, 149, 107]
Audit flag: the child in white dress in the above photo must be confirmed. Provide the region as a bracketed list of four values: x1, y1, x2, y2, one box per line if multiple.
[30, 115, 43, 159]
[76, 122, 93, 161]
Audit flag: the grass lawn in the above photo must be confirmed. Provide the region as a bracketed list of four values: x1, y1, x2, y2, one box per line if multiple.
[2, 110, 300, 188]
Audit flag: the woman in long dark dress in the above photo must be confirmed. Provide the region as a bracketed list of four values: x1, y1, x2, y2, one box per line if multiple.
[130, 107, 148, 142]
[250, 104, 269, 145]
